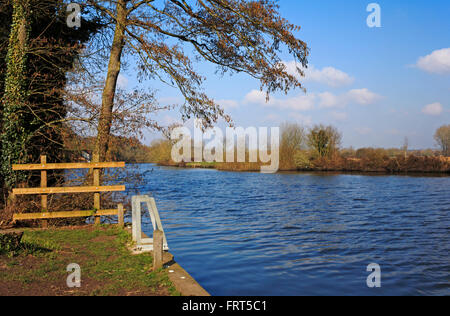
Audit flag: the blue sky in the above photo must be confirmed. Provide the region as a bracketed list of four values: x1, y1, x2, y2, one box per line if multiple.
[120, 0, 450, 149]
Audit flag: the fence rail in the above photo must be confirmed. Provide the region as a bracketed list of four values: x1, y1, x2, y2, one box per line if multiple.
[13, 185, 125, 195]
[12, 155, 126, 227]
[12, 162, 125, 171]
[13, 209, 123, 221]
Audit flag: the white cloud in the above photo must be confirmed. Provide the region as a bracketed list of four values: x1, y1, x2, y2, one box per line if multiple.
[416, 48, 450, 74]
[345, 88, 382, 105]
[244, 89, 267, 104]
[283, 61, 354, 87]
[318, 89, 381, 108]
[244, 88, 381, 112]
[318, 92, 340, 108]
[217, 99, 239, 109]
[306, 66, 355, 88]
[280, 94, 316, 111]
[422, 102, 443, 116]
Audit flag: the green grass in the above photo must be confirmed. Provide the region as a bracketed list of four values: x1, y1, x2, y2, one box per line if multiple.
[0, 226, 180, 296]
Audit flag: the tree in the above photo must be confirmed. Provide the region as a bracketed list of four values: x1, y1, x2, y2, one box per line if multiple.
[0, 0, 12, 103]
[24, 1, 101, 166]
[402, 136, 409, 158]
[434, 125, 450, 157]
[148, 139, 173, 164]
[76, 0, 309, 162]
[307, 124, 342, 158]
[280, 122, 305, 169]
[0, 0, 101, 191]
[1, 0, 31, 189]
[64, 68, 169, 161]
[0, 1, 10, 194]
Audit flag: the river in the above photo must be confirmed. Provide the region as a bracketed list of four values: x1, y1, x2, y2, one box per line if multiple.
[124, 164, 450, 296]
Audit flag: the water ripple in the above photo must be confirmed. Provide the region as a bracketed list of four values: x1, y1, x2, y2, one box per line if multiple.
[129, 165, 450, 296]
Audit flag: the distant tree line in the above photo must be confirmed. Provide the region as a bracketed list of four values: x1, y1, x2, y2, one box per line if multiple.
[146, 123, 450, 174]
[65, 134, 150, 164]
[434, 125, 450, 157]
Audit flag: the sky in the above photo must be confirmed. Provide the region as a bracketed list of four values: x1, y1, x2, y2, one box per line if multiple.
[119, 0, 450, 149]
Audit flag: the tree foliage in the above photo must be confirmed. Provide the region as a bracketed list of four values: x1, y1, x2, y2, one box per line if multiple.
[307, 124, 342, 158]
[0, 0, 101, 191]
[0, 0, 13, 105]
[279, 122, 305, 170]
[434, 125, 450, 157]
[1, 0, 31, 189]
[72, 0, 309, 161]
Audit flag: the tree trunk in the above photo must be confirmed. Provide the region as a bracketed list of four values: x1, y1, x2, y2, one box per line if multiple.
[1, 0, 30, 190]
[95, 0, 128, 162]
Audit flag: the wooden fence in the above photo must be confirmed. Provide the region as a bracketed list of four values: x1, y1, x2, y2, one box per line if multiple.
[12, 155, 126, 227]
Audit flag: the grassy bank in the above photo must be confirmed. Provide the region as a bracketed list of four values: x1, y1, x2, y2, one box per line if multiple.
[0, 225, 179, 296]
[158, 155, 450, 175]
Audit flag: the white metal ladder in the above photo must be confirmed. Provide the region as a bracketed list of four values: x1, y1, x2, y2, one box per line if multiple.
[132, 195, 169, 252]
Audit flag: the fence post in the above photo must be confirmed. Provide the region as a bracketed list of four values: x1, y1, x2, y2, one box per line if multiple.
[118, 203, 124, 228]
[153, 230, 164, 271]
[40, 155, 48, 229]
[93, 154, 101, 225]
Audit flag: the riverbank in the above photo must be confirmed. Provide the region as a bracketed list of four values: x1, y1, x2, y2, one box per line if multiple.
[157, 155, 450, 175]
[132, 230, 210, 296]
[0, 225, 179, 296]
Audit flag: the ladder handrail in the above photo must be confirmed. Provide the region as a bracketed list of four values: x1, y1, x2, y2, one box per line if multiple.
[132, 195, 169, 251]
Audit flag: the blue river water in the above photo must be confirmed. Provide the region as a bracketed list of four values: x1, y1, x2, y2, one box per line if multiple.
[124, 164, 449, 296]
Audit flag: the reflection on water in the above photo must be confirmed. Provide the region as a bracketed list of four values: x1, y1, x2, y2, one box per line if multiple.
[125, 164, 450, 296]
